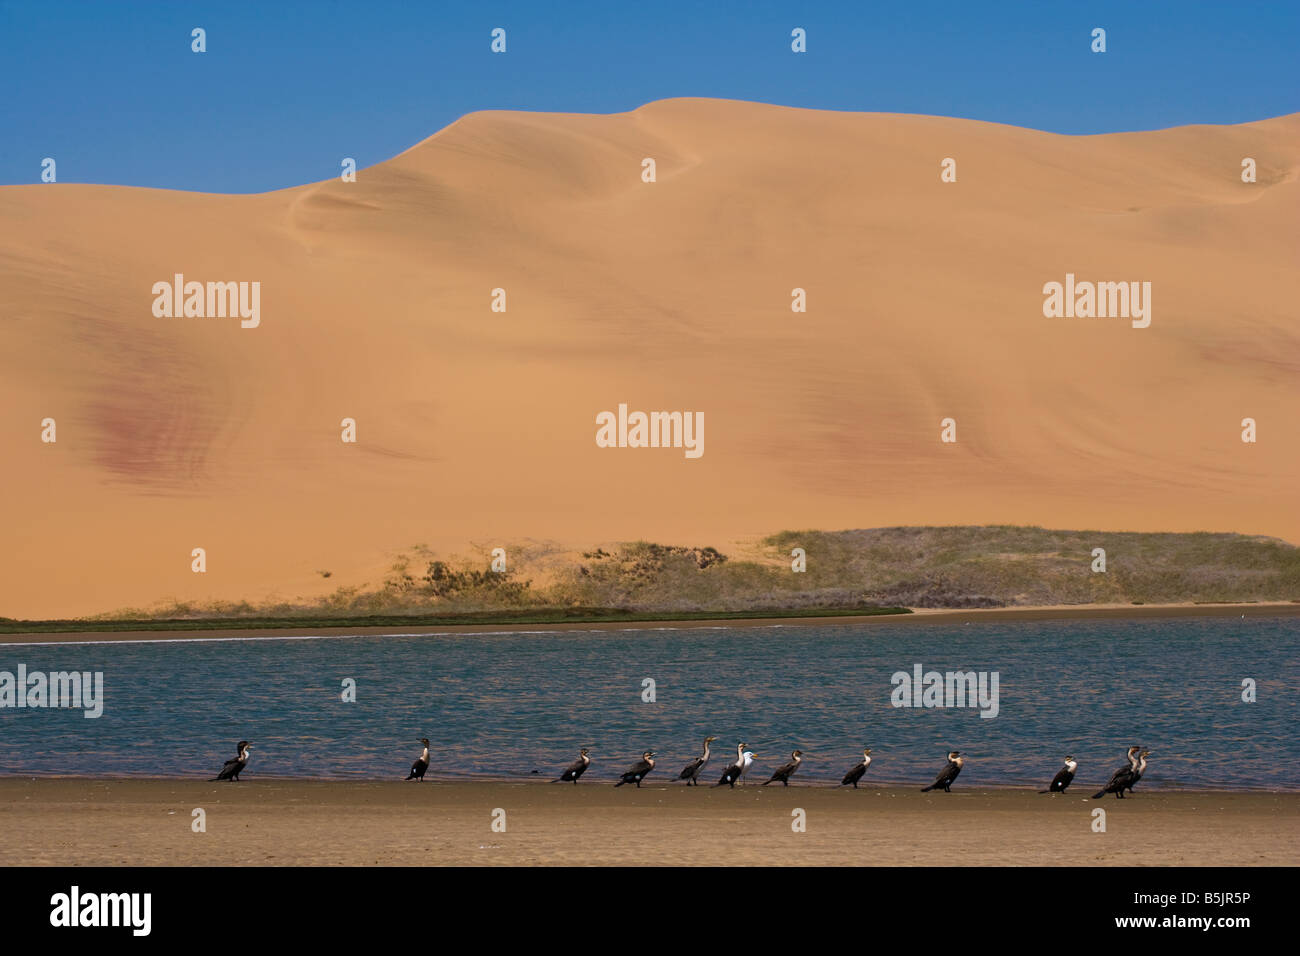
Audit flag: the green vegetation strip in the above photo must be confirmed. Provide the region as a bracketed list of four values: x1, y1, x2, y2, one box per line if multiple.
[0, 605, 911, 635]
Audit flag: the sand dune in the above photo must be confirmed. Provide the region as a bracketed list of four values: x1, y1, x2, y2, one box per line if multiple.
[1, 99, 1297, 618]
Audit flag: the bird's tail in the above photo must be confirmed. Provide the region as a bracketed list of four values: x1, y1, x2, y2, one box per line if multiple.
[1091, 788, 1107, 799]
[614, 779, 626, 787]
[920, 784, 934, 792]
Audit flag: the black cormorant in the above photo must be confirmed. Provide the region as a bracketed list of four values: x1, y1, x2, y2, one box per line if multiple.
[406, 738, 430, 781]
[556, 748, 592, 784]
[713, 747, 756, 788]
[1092, 746, 1141, 799]
[1094, 748, 1151, 798]
[1039, 754, 1077, 793]
[1124, 749, 1151, 795]
[614, 751, 656, 788]
[840, 748, 873, 788]
[712, 742, 746, 788]
[762, 749, 804, 786]
[211, 740, 251, 782]
[920, 751, 965, 792]
[678, 736, 717, 785]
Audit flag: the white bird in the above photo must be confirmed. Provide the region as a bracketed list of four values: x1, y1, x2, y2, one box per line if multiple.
[737, 750, 757, 786]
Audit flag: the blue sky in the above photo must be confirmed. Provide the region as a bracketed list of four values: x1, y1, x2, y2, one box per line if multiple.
[1, 0, 1296, 193]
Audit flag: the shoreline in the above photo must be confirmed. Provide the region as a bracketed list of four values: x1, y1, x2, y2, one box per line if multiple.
[2, 773, 1295, 795]
[2, 601, 1297, 645]
[3, 778, 1294, 866]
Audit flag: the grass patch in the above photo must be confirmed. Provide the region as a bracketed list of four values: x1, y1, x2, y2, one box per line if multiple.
[6, 525, 1296, 631]
[0, 604, 910, 635]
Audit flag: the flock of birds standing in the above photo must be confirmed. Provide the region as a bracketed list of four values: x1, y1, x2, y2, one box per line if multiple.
[211, 737, 1152, 797]
[550, 739, 1153, 796]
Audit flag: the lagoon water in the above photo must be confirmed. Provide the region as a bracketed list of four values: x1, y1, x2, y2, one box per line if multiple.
[2, 615, 1297, 790]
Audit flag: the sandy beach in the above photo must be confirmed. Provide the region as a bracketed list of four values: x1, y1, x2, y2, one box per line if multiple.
[1, 778, 1294, 866]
